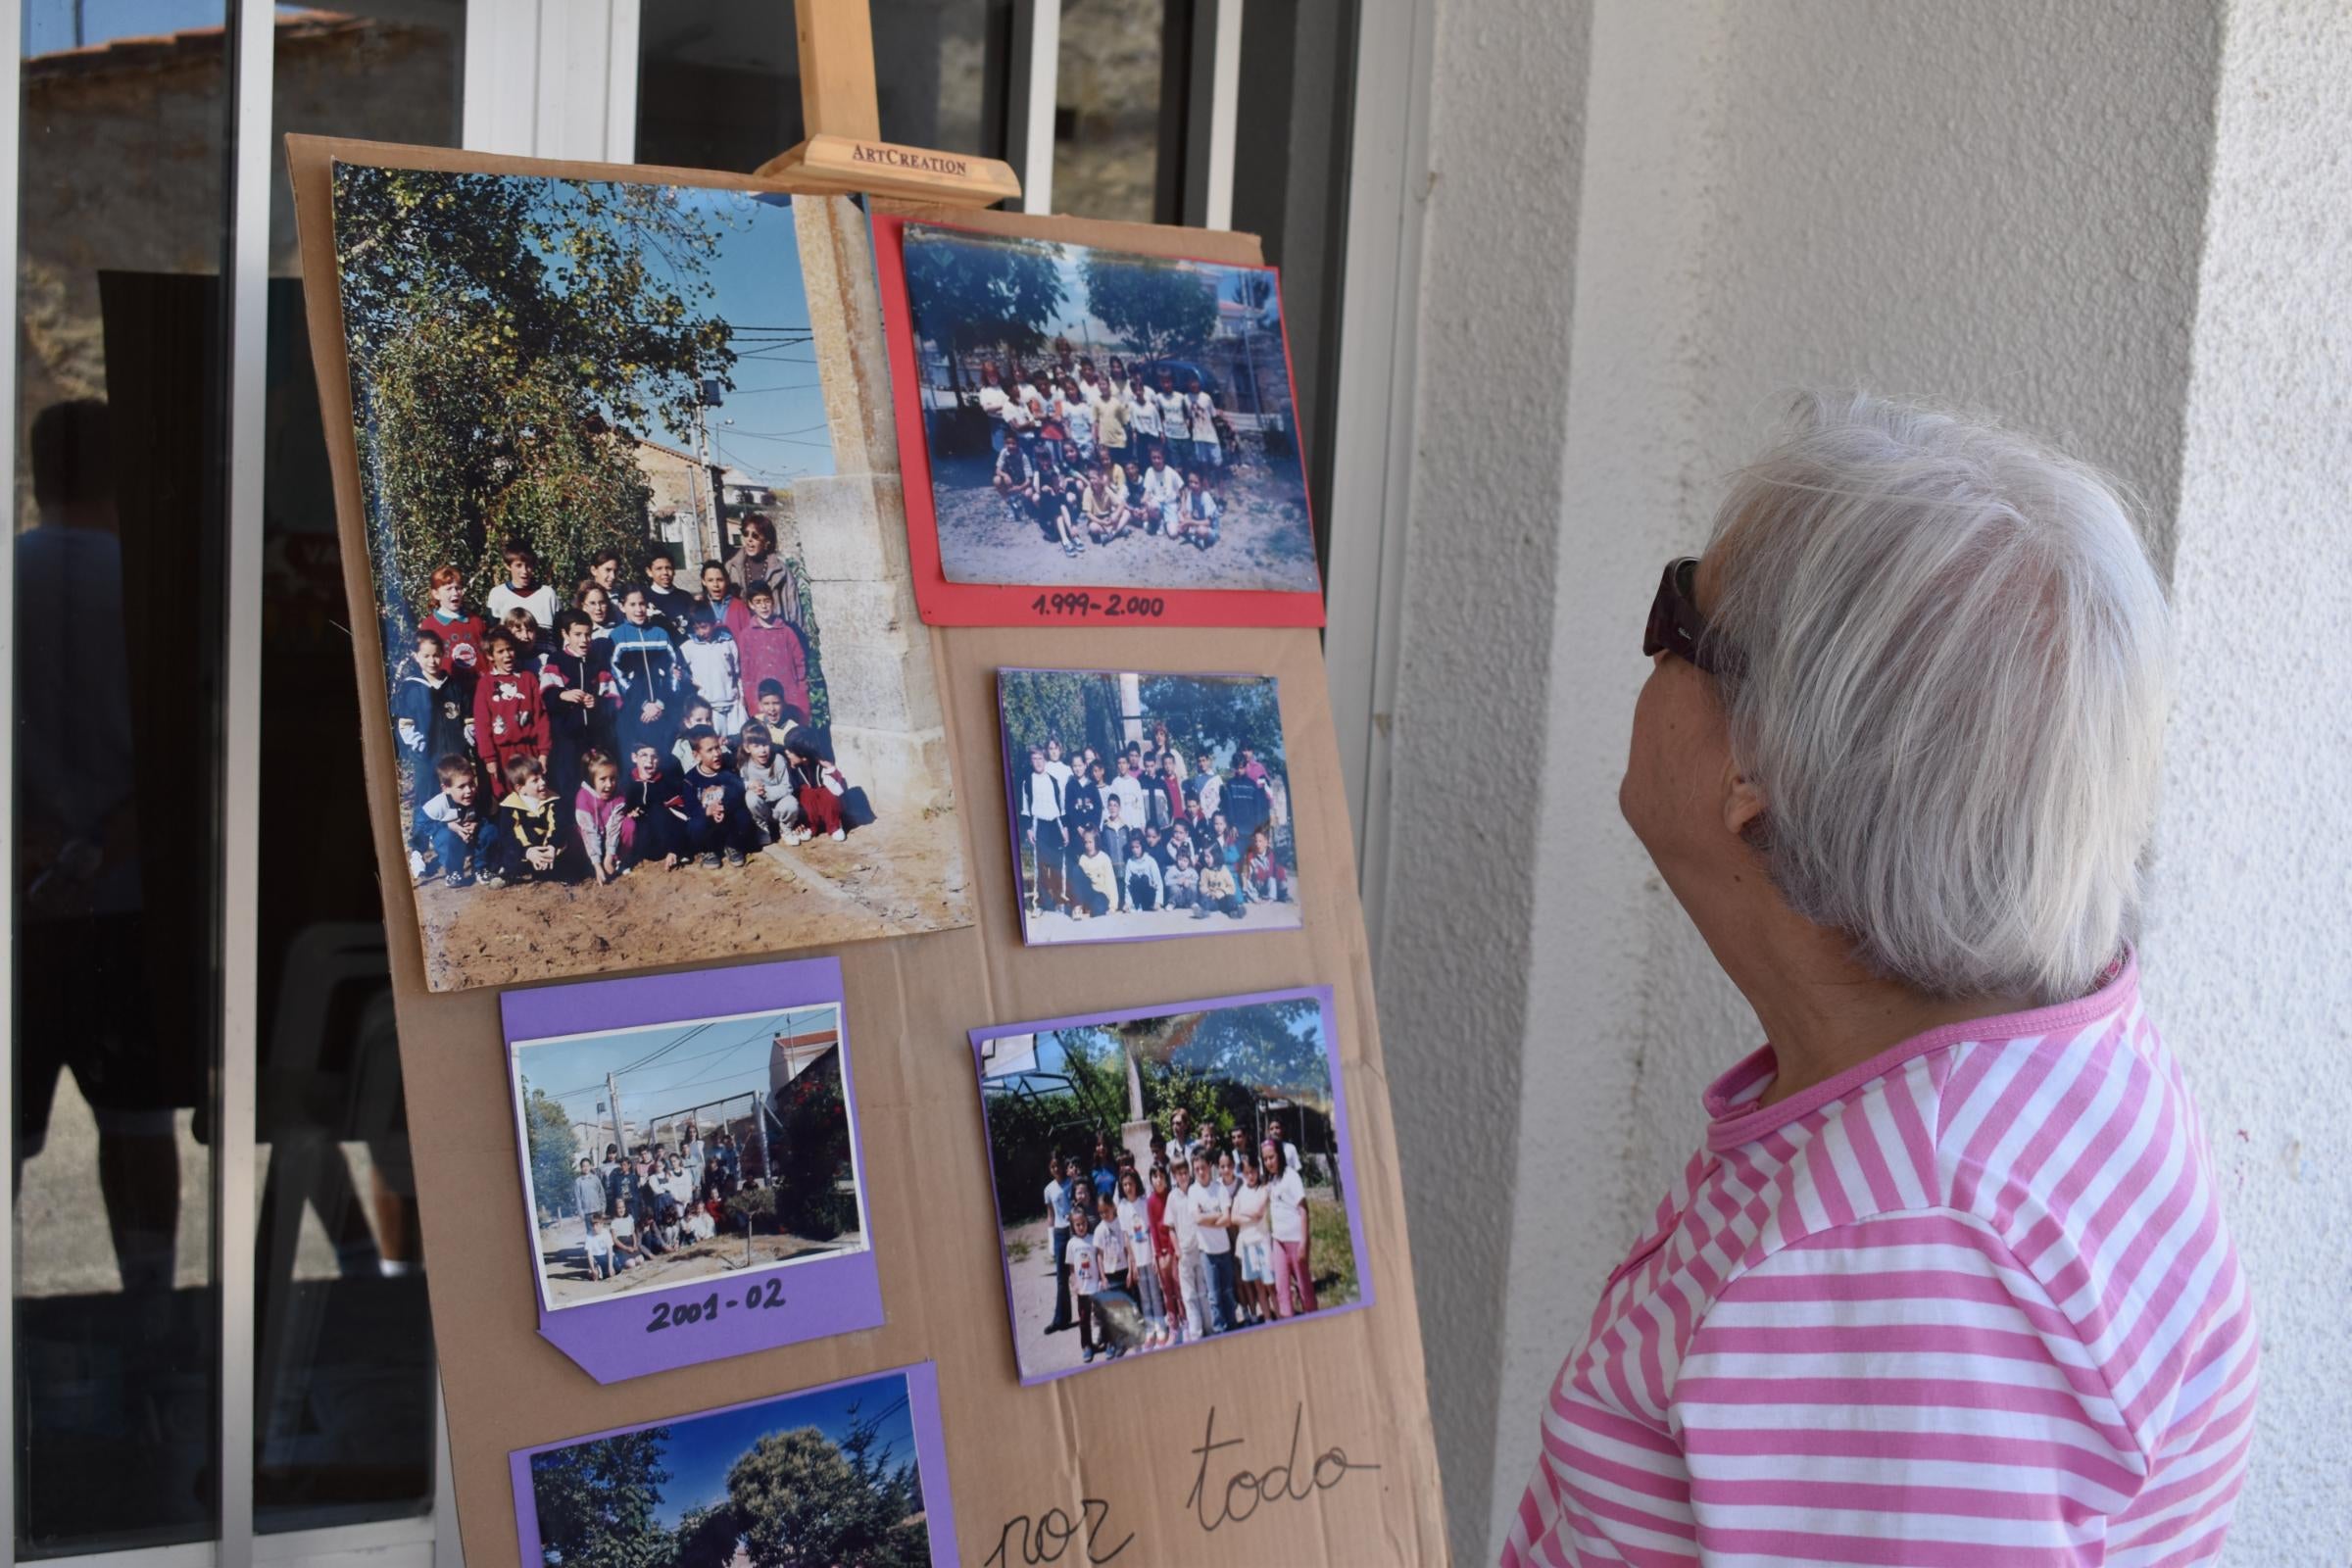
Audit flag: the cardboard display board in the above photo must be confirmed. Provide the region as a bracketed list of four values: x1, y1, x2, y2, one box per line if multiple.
[288, 135, 1445, 1566]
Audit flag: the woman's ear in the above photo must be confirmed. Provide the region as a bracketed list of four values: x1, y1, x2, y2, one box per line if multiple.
[1722, 762, 1767, 840]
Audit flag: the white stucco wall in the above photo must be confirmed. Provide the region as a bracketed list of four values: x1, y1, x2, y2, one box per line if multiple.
[2137, 3, 2352, 1560]
[1379, 0, 2352, 1561]
[1381, 6, 1591, 1563]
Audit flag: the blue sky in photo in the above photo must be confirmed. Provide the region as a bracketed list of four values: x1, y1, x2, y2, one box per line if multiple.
[514, 1004, 836, 1129]
[669, 189, 839, 487]
[909, 227, 1284, 368]
[601, 187, 835, 488]
[632, 1371, 916, 1531]
[980, 1001, 1327, 1094]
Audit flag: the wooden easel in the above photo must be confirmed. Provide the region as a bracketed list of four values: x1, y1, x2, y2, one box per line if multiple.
[756, 0, 1022, 209]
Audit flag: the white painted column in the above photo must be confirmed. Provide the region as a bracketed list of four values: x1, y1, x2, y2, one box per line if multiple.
[2140, 3, 2352, 1558]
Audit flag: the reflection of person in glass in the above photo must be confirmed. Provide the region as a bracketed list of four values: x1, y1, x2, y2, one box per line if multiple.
[14, 400, 182, 1291]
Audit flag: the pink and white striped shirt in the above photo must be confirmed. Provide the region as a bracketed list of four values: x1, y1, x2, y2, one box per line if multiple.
[1504, 956, 2257, 1567]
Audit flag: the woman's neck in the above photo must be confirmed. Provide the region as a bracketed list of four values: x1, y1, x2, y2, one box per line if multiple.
[1726, 918, 2034, 1108]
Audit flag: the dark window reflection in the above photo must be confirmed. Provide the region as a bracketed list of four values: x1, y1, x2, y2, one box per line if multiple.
[253, 4, 463, 1536]
[636, 1, 1010, 172]
[14, 15, 231, 1554]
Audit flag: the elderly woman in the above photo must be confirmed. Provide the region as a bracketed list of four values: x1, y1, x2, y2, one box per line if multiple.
[1505, 394, 2257, 1567]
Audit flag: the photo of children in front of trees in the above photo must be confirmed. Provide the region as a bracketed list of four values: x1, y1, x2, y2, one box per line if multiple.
[511, 1004, 864, 1312]
[329, 165, 968, 990]
[899, 223, 1321, 593]
[998, 668, 1300, 945]
[973, 991, 1366, 1383]
[523, 1367, 942, 1568]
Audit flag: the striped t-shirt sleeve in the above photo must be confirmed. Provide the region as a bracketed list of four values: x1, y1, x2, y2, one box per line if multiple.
[1670, 1210, 2143, 1567]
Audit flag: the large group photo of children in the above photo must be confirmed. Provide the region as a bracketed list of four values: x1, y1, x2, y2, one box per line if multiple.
[332, 165, 968, 989]
[512, 1003, 867, 1312]
[974, 993, 1364, 1383]
[901, 223, 1322, 594]
[396, 529, 857, 890]
[997, 668, 1301, 945]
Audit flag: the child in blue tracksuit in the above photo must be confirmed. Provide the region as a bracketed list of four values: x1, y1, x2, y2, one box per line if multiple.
[676, 726, 760, 867]
[619, 742, 689, 870]
[391, 628, 475, 872]
[416, 757, 484, 887]
[607, 587, 684, 765]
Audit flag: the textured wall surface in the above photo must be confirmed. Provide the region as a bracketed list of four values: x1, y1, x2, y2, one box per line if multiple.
[2139, 3, 2352, 1559]
[1378, 4, 1592, 1564]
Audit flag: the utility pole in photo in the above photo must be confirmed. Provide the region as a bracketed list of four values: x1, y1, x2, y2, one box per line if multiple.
[606, 1073, 626, 1172]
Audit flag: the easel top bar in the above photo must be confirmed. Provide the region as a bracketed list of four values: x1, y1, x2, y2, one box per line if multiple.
[768, 0, 1019, 211]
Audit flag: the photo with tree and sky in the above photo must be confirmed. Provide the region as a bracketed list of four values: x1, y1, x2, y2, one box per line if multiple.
[327, 164, 972, 992]
[900, 223, 1321, 593]
[523, 1368, 936, 1568]
[974, 993, 1366, 1382]
[997, 667, 1300, 945]
[511, 1004, 864, 1312]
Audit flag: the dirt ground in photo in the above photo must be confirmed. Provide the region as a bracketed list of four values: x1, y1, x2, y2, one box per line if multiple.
[932, 452, 1321, 593]
[1020, 894, 1302, 945]
[535, 1216, 863, 1310]
[998, 1186, 1353, 1379]
[415, 805, 970, 990]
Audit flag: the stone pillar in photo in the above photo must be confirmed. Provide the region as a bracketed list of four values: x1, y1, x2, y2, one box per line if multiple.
[792, 195, 952, 812]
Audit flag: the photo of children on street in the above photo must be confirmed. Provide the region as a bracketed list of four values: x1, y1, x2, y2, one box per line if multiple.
[900, 223, 1321, 593]
[330, 164, 968, 990]
[972, 990, 1366, 1384]
[511, 1004, 865, 1313]
[520, 1366, 945, 1568]
[998, 668, 1299, 945]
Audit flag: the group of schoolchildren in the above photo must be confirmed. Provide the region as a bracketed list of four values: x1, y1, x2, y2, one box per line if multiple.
[1040, 1110, 1320, 1364]
[1015, 730, 1293, 923]
[980, 350, 1237, 558]
[390, 518, 870, 891]
[567, 1124, 748, 1283]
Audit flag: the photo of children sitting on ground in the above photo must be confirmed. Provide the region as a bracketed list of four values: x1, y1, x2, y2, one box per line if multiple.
[330, 163, 968, 990]
[512, 1003, 864, 1312]
[973, 990, 1366, 1384]
[900, 223, 1321, 593]
[997, 668, 1300, 945]
[519, 1365, 947, 1568]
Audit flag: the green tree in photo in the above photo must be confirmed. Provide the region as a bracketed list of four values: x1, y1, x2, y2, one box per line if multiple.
[725, 1411, 927, 1568]
[530, 1427, 676, 1568]
[522, 1084, 586, 1216]
[1175, 997, 1330, 1100]
[904, 230, 1067, 395]
[1136, 674, 1285, 770]
[997, 670, 1092, 762]
[1080, 253, 1219, 364]
[333, 165, 737, 640]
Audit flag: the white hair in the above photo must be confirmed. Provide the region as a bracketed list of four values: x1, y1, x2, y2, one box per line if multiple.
[1705, 391, 2172, 1004]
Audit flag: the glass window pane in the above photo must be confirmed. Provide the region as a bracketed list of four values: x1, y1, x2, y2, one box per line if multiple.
[1232, 0, 1358, 580]
[1053, 0, 1171, 222]
[14, 1, 232, 1556]
[255, 3, 463, 1537]
[635, 1, 1010, 173]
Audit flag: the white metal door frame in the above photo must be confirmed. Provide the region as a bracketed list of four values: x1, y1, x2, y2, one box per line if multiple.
[1322, 0, 1432, 970]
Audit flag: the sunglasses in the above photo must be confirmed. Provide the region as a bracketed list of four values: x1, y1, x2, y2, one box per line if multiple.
[1642, 557, 1732, 675]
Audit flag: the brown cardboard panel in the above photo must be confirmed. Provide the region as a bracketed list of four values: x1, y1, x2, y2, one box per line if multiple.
[287, 134, 1443, 1566]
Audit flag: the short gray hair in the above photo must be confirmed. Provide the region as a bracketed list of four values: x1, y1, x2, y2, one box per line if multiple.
[1705, 392, 2172, 1004]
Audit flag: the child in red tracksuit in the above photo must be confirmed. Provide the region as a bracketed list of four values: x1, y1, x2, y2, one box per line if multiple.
[472, 627, 547, 785]
[784, 730, 852, 842]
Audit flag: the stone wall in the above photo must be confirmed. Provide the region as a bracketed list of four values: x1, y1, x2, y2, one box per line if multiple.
[791, 196, 952, 813]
